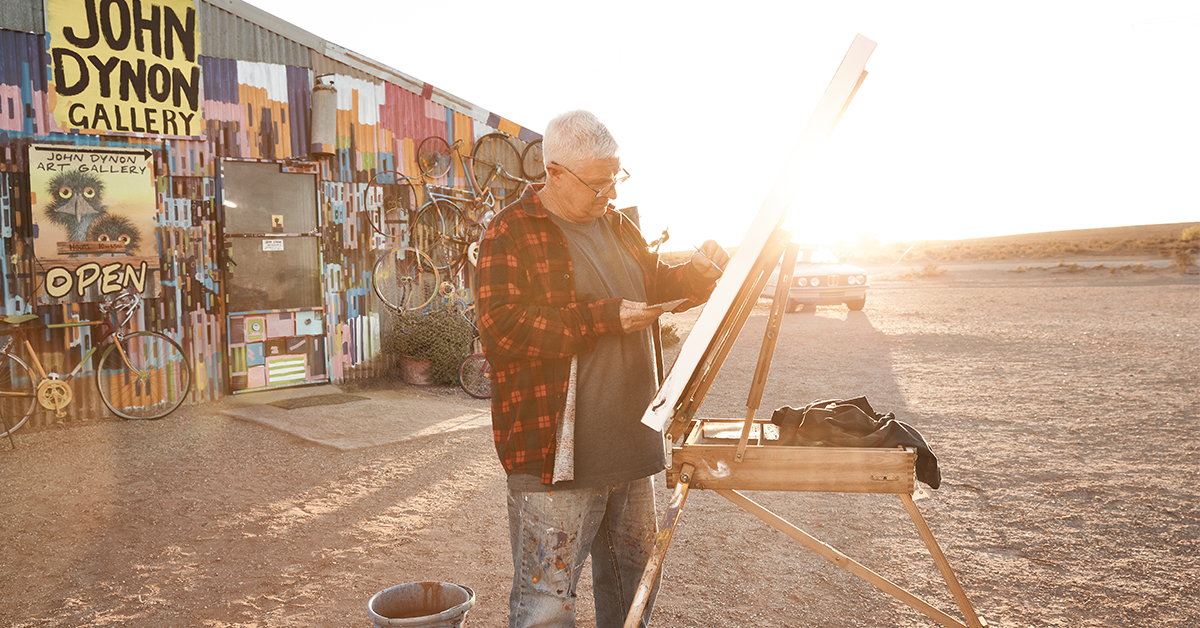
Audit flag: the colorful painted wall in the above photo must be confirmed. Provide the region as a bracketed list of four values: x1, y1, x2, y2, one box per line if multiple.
[0, 20, 536, 427]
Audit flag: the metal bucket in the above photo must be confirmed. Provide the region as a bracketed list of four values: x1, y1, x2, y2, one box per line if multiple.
[367, 581, 475, 627]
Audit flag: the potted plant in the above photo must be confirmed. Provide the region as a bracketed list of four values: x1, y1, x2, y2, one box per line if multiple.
[383, 303, 474, 386]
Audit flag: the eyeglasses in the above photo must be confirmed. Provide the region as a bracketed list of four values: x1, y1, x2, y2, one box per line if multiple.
[556, 163, 631, 198]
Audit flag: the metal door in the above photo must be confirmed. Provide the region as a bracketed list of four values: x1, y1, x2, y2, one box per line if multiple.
[219, 161, 326, 393]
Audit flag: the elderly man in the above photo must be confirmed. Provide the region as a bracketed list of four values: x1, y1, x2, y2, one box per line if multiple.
[476, 109, 728, 627]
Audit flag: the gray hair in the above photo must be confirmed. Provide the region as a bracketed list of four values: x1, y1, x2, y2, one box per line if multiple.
[542, 110, 619, 170]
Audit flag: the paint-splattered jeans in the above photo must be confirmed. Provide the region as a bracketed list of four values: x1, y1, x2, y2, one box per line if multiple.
[507, 476, 661, 628]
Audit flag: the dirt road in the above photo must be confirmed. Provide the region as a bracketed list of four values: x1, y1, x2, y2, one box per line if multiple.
[2, 259, 1196, 627]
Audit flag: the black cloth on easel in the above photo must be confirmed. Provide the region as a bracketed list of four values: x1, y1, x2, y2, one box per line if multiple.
[770, 396, 941, 489]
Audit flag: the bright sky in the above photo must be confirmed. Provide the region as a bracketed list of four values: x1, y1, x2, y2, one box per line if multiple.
[244, 0, 1198, 250]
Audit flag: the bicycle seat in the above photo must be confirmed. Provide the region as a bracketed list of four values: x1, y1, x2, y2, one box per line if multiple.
[1, 314, 39, 326]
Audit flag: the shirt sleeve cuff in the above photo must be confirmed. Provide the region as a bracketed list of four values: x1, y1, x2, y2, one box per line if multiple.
[592, 298, 626, 335]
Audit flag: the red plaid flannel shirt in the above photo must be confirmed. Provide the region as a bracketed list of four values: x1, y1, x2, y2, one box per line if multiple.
[477, 184, 715, 484]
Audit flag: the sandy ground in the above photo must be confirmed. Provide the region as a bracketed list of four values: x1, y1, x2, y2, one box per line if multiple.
[1, 257, 1197, 627]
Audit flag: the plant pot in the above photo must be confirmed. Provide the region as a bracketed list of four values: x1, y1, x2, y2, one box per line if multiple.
[398, 356, 434, 386]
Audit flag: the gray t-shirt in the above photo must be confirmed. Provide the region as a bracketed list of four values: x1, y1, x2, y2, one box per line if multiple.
[507, 214, 664, 491]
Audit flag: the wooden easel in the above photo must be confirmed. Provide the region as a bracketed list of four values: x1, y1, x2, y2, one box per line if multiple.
[621, 228, 987, 628]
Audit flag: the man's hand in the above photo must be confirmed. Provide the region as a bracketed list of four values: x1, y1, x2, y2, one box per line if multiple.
[620, 300, 664, 333]
[690, 240, 730, 280]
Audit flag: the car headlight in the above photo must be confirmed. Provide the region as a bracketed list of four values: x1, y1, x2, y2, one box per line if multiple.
[858, 275, 866, 284]
[795, 277, 808, 287]
[810, 277, 820, 287]
[847, 276, 858, 285]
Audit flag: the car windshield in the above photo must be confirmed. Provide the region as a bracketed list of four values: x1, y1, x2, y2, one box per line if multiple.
[798, 245, 840, 264]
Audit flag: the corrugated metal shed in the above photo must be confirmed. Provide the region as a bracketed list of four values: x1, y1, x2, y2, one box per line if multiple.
[0, 0, 542, 426]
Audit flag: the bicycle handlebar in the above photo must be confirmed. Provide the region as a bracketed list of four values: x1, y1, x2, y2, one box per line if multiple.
[99, 292, 142, 330]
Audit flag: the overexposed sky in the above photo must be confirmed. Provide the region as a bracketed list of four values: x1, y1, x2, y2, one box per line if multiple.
[244, 0, 1199, 249]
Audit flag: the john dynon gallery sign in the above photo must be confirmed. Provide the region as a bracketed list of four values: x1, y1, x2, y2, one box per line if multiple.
[45, 0, 204, 138]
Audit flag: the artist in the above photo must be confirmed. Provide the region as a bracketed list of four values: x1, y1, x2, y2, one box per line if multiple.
[476, 109, 728, 627]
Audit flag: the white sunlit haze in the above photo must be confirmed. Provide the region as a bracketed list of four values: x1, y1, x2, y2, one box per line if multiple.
[243, 0, 1199, 252]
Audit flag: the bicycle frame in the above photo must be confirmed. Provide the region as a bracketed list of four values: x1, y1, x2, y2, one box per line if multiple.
[434, 138, 530, 210]
[0, 302, 140, 414]
[419, 178, 494, 223]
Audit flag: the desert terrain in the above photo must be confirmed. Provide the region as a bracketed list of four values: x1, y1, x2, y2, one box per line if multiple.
[1, 242, 1197, 627]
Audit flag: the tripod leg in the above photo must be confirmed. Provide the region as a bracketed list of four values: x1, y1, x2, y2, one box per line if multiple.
[622, 463, 695, 628]
[900, 493, 986, 628]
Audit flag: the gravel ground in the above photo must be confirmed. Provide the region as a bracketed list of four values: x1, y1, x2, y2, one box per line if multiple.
[1, 258, 1196, 627]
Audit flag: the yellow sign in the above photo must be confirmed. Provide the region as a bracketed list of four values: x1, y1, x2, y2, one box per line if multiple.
[29, 144, 161, 302]
[45, 0, 203, 137]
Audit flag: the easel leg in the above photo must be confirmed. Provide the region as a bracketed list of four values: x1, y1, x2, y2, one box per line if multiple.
[623, 464, 695, 628]
[899, 494, 987, 628]
[716, 489, 971, 628]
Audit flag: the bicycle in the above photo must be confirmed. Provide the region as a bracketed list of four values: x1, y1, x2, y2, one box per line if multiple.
[359, 170, 444, 313]
[363, 169, 477, 282]
[365, 135, 535, 313]
[450, 301, 490, 399]
[520, 139, 545, 182]
[414, 135, 540, 276]
[417, 133, 540, 199]
[371, 246, 442, 314]
[458, 351, 490, 399]
[0, 292, 193, 438]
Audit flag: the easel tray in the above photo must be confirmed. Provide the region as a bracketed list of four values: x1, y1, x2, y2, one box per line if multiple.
[667, 418, 916, 494]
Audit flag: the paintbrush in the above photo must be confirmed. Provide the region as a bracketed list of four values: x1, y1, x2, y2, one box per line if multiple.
[693, 246, 724, 276]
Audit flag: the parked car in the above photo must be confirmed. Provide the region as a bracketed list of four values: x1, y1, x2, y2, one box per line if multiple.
[763, 244, 868, 312]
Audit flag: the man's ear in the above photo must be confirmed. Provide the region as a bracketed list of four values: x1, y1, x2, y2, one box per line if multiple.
[544, 162, 565, 181]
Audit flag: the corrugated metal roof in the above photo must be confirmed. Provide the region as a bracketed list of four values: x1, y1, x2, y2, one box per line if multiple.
[310, 52, 378, 86]
[0, 0, 536, 136]
[203, 0, 326, 50]
[200, 0, 504, 128]
[0, 1, 43, 34]
[200, 0, 314, 67]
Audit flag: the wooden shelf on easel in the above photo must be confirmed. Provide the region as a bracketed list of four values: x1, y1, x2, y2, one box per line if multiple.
[666, 419, 915, 494]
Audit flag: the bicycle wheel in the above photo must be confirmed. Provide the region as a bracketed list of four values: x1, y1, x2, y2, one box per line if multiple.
[372, 247, 440, 312]
[521, 139, 545, 182]
[412, 199, 468, 272]
[417, 136, 453, 178]
[96, 332, 192, 420]
[364, 170, 415, 239]
[458, 353, 491, 399]
[471, 133, 523, 195]
[0, 352, 37, 437]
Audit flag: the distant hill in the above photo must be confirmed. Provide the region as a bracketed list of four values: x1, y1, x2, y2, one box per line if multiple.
[846, 222, 1200, 263]
[660, 222, 1199, 265]
[930, 222, 1199, 247]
